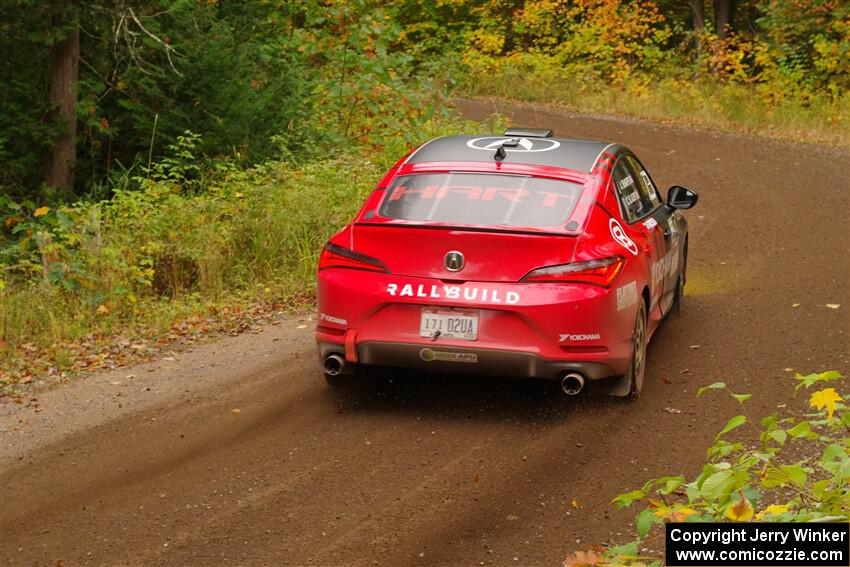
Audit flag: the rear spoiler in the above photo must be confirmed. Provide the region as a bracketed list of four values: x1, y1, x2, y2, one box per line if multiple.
[504, 127, 553, 138]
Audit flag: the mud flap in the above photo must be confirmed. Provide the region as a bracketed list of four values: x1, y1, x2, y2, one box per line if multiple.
[344, 330, 358, 363]
[597, 373, 632, 397]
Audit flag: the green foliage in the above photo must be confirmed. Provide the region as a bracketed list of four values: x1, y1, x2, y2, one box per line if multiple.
[0, 112, 487, 375]
[453, 0, 850, 145]
[3, 0, 848, 199]
[597, 371, 849, 566]
[1, 0, 445, 199]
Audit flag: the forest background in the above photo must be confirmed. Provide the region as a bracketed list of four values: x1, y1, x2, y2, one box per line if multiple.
[1, 0, 848, 380]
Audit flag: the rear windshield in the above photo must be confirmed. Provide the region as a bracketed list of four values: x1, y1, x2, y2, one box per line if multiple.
[378, 173, 583, 228]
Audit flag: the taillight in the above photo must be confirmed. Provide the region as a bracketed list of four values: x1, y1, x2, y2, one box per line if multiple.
[521, 256, 624, 287]
[318, 242, 388, 273]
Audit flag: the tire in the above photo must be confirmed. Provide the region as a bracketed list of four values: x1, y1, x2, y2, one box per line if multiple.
[627, 300, 648, 399]
[672, 239, 688, 317]
[672, 270, 685, 317]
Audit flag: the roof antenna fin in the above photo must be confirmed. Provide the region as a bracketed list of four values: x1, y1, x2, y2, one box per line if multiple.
[494, 138, 518, 162]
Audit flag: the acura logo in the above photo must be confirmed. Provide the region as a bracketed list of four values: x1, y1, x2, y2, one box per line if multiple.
[466, 137, 561, 153]
[444, 251, 465, 272]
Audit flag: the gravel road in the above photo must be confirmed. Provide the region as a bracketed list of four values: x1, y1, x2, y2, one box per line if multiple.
[2, 99, 848, 566]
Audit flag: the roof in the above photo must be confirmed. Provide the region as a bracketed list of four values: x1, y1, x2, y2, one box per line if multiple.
[406, 134, 613, 173]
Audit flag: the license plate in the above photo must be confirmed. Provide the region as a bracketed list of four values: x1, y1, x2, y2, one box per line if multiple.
[420, 308, 479, 340]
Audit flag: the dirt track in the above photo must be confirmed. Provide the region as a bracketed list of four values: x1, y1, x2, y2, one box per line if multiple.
[2, 100, 848, 566]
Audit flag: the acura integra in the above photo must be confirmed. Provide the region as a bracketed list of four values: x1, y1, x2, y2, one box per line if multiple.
[315, 128, 697, 398]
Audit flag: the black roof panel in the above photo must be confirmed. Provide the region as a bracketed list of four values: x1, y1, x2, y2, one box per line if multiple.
[407, 134, 611, 173]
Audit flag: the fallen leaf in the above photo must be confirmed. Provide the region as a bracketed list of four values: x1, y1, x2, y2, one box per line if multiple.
[667, 507, 698, 522]
[563, 548, 607, 567]
[664, 407, 682, 414]
[826, 304, 840, 309]
[96, 304, 109, 315]
[792, 303, 800, 307]
[34, 206, 50, 217]
[756, 504, 790, 519]
[725, 491, 754, 521]
[661, 377, 673, 384]
[231, 408, 241, 416]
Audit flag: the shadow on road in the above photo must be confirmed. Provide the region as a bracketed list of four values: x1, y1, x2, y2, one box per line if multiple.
[324, 367, 629, 424]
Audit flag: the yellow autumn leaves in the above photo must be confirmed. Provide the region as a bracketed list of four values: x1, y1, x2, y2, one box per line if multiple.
[810, 388, 842, 420]
[725, 493, 791, 522]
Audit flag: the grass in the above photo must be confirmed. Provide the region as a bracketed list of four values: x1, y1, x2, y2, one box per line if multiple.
[0, 113, 494, 385]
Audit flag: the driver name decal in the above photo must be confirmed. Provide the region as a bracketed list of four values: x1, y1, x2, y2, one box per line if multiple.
[609, 218, 639, 255]
[616, 281, 638, 311]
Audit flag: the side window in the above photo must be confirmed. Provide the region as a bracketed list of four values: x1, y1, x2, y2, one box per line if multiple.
[625, 155, 663, 210]
[612, 158, 649, 222]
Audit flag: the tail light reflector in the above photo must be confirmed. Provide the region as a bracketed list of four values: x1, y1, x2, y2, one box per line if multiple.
[318, 243, 388, 273]
[521, 256, 624, 287]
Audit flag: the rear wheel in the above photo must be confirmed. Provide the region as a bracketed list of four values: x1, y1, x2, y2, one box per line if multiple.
[672, 271, 685, 317]
[627, 301, 648, 399]
[673, 240, 688, 316]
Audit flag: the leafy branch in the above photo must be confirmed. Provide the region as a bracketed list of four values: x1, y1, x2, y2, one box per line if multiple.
[565, 371, 849, 567]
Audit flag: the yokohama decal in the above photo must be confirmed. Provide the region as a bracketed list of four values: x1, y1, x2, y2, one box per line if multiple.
[609, 218, 638, 255]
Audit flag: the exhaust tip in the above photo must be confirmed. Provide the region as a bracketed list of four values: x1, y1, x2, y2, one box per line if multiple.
[561, 372, 585, 396]
[324, 354, 345, 376]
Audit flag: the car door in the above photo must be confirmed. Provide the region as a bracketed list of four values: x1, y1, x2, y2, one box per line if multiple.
[623, 154, 683, 315]
[610, 156, 668, 322]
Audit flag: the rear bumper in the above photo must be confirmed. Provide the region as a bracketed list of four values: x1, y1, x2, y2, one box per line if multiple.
[316, 268, 641, 380]
[318, 340, 617, 381]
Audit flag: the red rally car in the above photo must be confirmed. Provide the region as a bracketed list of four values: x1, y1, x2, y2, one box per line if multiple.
[315, 128, 698, 398]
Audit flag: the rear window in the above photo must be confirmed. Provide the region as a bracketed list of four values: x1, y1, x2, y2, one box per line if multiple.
[378, 173, 583, 228]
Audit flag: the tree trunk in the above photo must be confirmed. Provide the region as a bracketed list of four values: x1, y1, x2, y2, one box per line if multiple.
[688, 0, 706, 62]
[45, 5, 79, 193]
[714, 0, 736, 40]
[688, 0, 705, 34]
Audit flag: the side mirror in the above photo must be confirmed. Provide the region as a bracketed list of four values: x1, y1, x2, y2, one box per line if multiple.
[667, 185, 698, 210]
